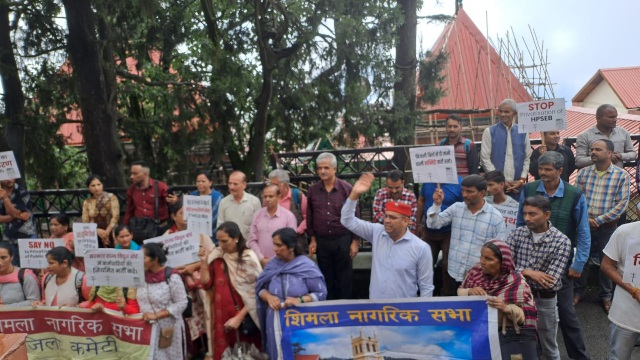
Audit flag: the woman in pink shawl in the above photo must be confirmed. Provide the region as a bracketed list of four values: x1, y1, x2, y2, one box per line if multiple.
[458, 239, 539, 359]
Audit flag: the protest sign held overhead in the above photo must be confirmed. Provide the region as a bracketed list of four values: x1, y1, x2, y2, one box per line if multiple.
[84, 249, 145, 288]
[183, 194, 213, 237]
[19, 239, 66, 269]
[409, 145, 458, 184]
[143, 230, 199, 267]
[73, 223, 98, 256]
[517, 98, 566, 133]
[0, 151, 21, 181]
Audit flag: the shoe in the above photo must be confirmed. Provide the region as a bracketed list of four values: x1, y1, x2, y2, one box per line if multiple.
[573, 294, 583, 306]
[590, 256, 601, 267]
[602, 299, 612, 314]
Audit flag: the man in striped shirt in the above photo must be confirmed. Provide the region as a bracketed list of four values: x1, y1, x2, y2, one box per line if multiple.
[573, 139, 630, 314]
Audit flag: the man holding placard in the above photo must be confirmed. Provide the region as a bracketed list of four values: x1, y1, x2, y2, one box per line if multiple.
[601, 222, 640, 359]
[530, 131, 575, 182]
[575, 104, 635, 169]
[426, 174, 507, 288]
[0, 178, 37, 266]
[480, 99, 532, 198]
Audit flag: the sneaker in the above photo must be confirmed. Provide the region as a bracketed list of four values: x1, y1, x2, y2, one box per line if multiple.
[589, 256, 601, 267]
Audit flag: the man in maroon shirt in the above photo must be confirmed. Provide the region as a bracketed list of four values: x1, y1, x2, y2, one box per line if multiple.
[123, 161, 171, 242]
[307, 152, 358, 300]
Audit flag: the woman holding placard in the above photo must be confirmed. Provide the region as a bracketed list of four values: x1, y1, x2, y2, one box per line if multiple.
[50, 213, 84, 272]
[32, 247, 88, 307]
[138, 242, 189, 360]
[191, 170, 223, 240]
[82, 174, 120, 248]
[199, 221, 262, 360]
[0, 243, 40, 306]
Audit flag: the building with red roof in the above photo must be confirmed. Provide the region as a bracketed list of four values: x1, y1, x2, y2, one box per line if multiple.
[572, 66, 640, 115]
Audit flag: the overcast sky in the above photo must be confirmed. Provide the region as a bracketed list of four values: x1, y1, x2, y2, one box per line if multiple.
[417, 0, 640, 104]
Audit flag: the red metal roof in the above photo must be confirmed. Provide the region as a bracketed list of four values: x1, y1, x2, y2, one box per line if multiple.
[529, 106, 640, 140]
[418, 8, 532, 112]
[572, 66, 640, 110]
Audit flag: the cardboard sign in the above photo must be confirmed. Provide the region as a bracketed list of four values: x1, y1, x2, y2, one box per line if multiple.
[491, 203, 519, 234]
[143, 230, 199, 267]
[84, 249, 145, 288]
[0, 151, 21, 180]
[72, 223, 98, 256]
[18, 239, 66, 269]
[622, 239, 640, 287]
[184, 195, 213, 237]
[517, 98, 566, 133]
[409, 146, 458, 184]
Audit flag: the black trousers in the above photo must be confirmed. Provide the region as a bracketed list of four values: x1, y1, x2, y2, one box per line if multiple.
[315, 233, 353, 300]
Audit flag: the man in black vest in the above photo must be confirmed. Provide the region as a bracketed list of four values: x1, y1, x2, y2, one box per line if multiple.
[516, 151, 592, 360]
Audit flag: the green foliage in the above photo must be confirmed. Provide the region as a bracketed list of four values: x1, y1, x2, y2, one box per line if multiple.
[418, 50, 449, 105]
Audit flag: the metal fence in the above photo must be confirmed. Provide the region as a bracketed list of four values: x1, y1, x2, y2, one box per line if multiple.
[27, 135, 640, 237]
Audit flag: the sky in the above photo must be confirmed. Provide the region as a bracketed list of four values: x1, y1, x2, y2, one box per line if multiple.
[417, 0, 640, 103]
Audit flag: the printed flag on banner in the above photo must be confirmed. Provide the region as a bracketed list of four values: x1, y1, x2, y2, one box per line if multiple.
[84, 249, 145, 288]
[0, 151, 21, 180]
[517, 98, 566, 133]
[275, 297, 500, 360]
[143, 230, 199, 267]
[0, 307, 155, 359]
[409, 145, 458, 184]
[19, 239, 66, 269]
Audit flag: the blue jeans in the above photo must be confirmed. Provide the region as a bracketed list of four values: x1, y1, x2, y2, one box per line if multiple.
[536, 295, 561, 360]
[574, 226, 616, 300]
[609, 322, 640, 360]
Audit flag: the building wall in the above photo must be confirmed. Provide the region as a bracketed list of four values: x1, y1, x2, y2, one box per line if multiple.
[578, 81, 627, 113]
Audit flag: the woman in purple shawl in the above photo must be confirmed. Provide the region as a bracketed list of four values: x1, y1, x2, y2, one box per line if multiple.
[256, 227, 327, 360]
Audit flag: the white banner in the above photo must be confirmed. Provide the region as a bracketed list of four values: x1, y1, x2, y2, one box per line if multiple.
[18, 239, 66, 269]
[84, 249, 145, 288]
[72, 223, 98, 256]
[517, 98, 566, 133]
[622, 239, 640, 287]
[409, 145, 458, 184]
[0, 151, 21, 180]
[184, 195, 213, 237]
[143, 230, 199, 267]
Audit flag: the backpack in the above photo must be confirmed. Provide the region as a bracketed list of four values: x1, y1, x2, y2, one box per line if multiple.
[17, 268, 30, 299]
[291, 188, 302, 209]
[165, 267, 193, 318]
[44, 270, 85, 302]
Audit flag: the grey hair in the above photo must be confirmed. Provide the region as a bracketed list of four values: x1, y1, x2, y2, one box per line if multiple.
[316, 152, 337, 168]
[268, 169, 290, 184]
[538, 151, 564, 170]
[499, 98, 518, 113]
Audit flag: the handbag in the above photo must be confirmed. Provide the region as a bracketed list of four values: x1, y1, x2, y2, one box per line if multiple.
[129, 181, 159, 241]
[223, 262, 259, 337]
[147, 282, 175, 349]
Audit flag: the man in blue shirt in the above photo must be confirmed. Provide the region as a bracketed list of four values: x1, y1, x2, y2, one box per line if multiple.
[341, 173, 434, 299]
[518, 151, 591, 360]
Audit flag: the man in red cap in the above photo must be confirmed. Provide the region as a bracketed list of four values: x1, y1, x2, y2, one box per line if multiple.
[341, 173, 434, 299]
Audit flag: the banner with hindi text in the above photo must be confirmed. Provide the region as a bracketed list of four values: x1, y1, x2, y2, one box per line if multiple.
[276, 297, 499, 360]
[0, 307, 155, 360]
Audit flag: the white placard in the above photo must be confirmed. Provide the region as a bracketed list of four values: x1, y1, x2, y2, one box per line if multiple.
[84, 249, 145, 287]
[491, 203, 519, 234]
[18, 238, 66, 269]
[72, 223, 98, 256]
[517, 98, 566, 133]
[409, 145, 458, 184]
[622, 239, 640, 287]
[184, 195, 213, 237]
[0, 151, 21, 181]
[143, 230, 199, 267]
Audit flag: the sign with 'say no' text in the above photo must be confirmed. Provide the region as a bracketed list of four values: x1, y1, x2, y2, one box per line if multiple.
[517, 98, 566, 133]
[19, 239, 66, 269]
[409, 145, 458, 184]
[0, 151, 21, 181]
[84, 249, 145, 288]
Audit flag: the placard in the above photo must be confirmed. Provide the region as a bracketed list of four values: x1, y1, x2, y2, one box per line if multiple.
[622, 239, 640, 287]
[73, 223, 98, 255]
[18, 238, 66, 269]
[0, 151, 21, 180]
[409, 145, 458, 184]
[184, 195, 213, 236]
[517, 98, 566, 133]
[84, 249, 145, 288]
[143, 230, 199, 267]
[491, 203, 519, 234]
